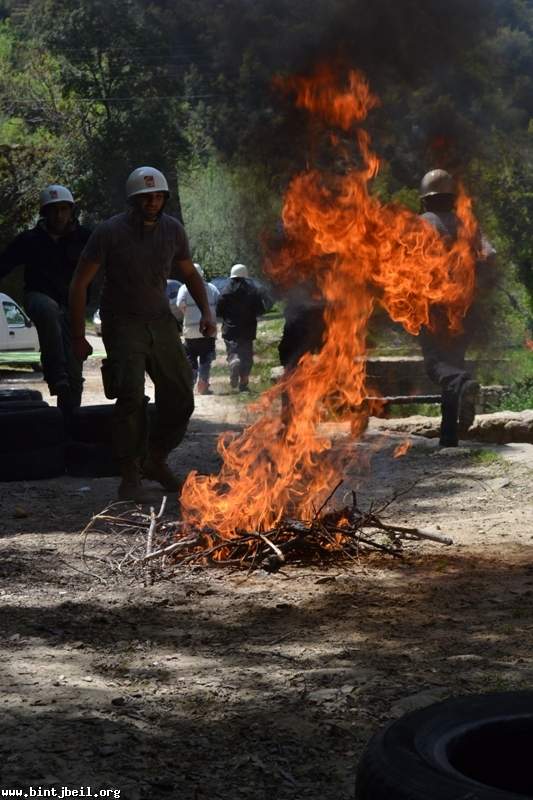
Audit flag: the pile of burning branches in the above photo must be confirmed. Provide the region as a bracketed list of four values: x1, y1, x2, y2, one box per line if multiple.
[78, 483, 452, 583]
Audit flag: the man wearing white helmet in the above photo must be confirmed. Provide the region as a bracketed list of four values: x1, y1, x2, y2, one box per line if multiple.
[216, 263, 267, 392]
[418, 169, 496, 447]
[0, 183, 91, 409]
[177, 263, 220, 395]
[69, 166, 215, 503]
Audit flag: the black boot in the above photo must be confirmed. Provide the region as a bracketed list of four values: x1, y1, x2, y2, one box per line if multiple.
[439, 390, 459, 447]
[118, 460, 160, 503]
[142, 449, 183, 493]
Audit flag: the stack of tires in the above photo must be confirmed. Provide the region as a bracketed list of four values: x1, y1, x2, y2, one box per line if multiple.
[0, 389, 66, 480]
[66, 404, 120, 477]
[0, 392, 158, 480]
[0, 391, 121, 480]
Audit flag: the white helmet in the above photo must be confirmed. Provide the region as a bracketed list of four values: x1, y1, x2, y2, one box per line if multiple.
[126, 166, 169, 198]
[230, 263, 248, 278]
[193, 262, 204, 278]
[40, 184, 74, 208]
[419, 169, 455, 198]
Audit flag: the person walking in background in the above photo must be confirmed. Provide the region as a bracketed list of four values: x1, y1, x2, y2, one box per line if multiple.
[0, 184, 91, 411]
[216, 263, 267, 392]
[69, 166, 215, 503]
[177, 263, 219, 395]
[417, 168, 497, 447]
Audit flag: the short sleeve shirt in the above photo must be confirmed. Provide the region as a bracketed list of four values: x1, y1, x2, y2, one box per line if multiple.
[82, 211, 191, 321]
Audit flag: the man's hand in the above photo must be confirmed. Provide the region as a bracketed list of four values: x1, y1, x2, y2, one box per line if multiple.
[199, 315, 216, 337]
[72, 336, 93, 361]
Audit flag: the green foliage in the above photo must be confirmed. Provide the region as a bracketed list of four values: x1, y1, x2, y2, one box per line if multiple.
[469, 449, 505, 466]
[179, 154, 280, 277]
[484, 372, 533, 413]
[0, 0, 531, 328]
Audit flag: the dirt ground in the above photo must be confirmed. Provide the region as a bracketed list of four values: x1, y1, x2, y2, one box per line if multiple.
[1, 335, 533, 800]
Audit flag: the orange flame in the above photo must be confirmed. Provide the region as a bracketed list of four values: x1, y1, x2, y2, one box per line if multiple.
[393, 440, 412, 459]
[180, 66, 479, 538]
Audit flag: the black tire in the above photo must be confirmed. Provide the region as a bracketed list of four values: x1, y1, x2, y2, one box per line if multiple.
[0, 443, 65, 481]
[65, 441, 120, 477]
[69, 404, 115, 444]
[355, 691, 533, 800]
[70, 402, 156, 444]
[0, 400, 49, 412]
[0, 407, 65, 453]
[0, 388, 43, 403]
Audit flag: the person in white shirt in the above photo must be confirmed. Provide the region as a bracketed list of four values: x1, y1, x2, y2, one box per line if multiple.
[177, 263, 219, 394]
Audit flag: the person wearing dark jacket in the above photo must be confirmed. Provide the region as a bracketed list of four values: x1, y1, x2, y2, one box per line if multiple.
[0, 184, 91, 409]
[216, 263, 266, 392]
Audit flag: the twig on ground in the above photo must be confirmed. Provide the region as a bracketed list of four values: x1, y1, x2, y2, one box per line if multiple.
[76, 482, 453, 581]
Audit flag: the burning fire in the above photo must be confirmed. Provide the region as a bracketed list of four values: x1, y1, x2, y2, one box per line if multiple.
[393, 441, 412, 459]
[180, 65, 479, 540]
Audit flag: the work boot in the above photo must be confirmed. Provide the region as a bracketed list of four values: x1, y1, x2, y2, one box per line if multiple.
[458, 379, 479, 435]
[142, 449, 183, 492]
[197, 378, 212, 395]
[239, 381, 250, 393]
[118, 460, 159, 503]
[229, 357, 240, 389]
[439, 391, 459, 447]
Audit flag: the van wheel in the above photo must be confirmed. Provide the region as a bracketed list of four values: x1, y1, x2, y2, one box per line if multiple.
[355, 691, 533, 800]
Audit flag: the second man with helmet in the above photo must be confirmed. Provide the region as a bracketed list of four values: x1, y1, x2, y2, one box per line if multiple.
[69, 166, 216, 502]
[0, 183, 91, 409]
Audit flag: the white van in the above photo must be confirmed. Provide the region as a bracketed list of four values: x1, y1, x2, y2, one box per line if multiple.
[0, 292, 40, 353]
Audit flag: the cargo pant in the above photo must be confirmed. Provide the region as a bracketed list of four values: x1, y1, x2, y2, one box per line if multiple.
[25, 291, 83, 402]
[224, 338, 254, 379]
[419, 326, 474, 445]
[101, 312, 194, 463]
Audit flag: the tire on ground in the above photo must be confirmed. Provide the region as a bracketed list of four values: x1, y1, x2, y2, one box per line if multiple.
[0, 443, 65, 481]
[70, 402, 156, 444]
[0, 400, 49, 413]
[355, 691, 533, 800]
[0, 388, 43, 403]
[65, 441, 120, 477]
[0, 407, 65, 453]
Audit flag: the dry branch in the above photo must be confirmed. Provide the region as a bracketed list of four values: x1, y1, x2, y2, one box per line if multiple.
[75, 485, 453, 583]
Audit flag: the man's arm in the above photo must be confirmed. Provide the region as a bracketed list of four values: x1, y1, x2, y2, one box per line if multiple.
[175, 259, 216, 336]
[69, 256, 101, 360]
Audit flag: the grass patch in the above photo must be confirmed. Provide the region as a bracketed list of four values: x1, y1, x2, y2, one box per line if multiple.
[389, 402, 441, 418]
[469, 448, 505, 466]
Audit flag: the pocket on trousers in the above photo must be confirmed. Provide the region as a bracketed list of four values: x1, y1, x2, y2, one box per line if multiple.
[100, 358, 122, 399]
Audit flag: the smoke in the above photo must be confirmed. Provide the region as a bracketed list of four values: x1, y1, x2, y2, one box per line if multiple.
[286, 0, 497, 86]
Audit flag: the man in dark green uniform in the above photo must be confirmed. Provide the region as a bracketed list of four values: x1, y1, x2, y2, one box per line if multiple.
[69, 166, 215, 502]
